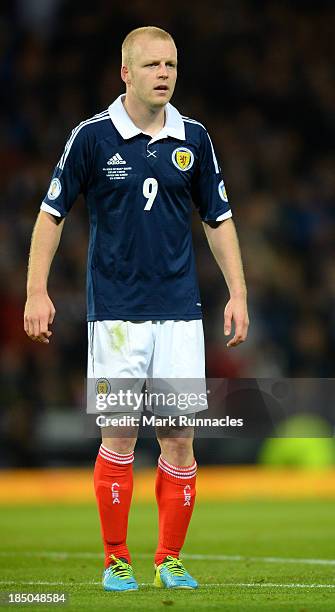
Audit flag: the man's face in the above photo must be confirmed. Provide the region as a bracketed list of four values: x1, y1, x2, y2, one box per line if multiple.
[123, 36, 177, 108]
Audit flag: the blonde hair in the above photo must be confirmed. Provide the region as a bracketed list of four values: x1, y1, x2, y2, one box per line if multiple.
[121, 26, 176, 66]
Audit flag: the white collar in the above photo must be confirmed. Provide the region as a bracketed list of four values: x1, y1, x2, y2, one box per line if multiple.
[108, 94, 185, 143]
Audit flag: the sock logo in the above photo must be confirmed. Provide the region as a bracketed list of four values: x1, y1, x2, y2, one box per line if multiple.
[111, 482, 120, 504]
[183, 484, 191, 506]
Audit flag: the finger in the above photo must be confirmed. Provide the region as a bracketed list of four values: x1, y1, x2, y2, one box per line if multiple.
[40, 330, 52, 343]
[39, 317, 49, 334]
[32, 318, 40, 340]
[224, 312, 232, 336]
[26, 316, 40, 341]
[39, 319, 52, 341]
[49, 308, 56, 324]
[40, 316, 53, 338]
[227, 323, 244, 347]
[38, 330, 51, 342]
[227, 336, 242, 348]
[27, 318, 36, 339]
[39, 336, 50, 344]
[227, 329, 246, 347]
[36, 319, 50, 343]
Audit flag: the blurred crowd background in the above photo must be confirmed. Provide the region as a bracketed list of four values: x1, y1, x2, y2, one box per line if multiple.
[1, 0, 335, 467]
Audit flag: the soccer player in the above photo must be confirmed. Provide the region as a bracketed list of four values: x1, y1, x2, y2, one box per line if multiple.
[24, 26, 249, 591]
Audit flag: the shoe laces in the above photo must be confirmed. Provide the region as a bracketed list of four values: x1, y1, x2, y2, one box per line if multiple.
[107, 555, 133, 579]
[163, 556, 186, 576]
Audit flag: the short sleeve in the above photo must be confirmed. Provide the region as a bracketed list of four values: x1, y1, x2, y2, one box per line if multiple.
[191, 127, 232, 223]
[41, 123, 92, 218]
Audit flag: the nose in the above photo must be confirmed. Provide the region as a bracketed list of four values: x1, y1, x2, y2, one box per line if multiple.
[157, 63, 168, 78]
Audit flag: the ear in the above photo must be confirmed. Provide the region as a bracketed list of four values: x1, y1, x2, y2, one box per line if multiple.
[121, 65, 131, 85]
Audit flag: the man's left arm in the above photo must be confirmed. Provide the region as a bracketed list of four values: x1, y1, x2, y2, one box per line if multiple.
[203, 217, 249, 347]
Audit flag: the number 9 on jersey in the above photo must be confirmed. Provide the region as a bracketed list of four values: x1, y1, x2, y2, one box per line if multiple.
[143, 177, 158, 211]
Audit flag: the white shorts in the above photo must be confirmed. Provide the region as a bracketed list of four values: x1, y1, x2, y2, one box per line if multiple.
[87, 320, 207, 417]
[87, 319, 205, 378]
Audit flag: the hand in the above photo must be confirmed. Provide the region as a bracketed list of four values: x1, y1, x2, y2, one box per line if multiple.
[24, 292, 56, 344]
[224, 295, 249, 348]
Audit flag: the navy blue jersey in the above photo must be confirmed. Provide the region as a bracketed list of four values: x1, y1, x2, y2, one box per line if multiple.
[41, 95, 232, 321]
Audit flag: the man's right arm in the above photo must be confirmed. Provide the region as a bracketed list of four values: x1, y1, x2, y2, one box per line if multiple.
[24, 211, 65, 343]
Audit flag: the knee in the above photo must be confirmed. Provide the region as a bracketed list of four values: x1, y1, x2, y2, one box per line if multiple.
[101, 437, 137, 454]
[157, 434, 194, 466]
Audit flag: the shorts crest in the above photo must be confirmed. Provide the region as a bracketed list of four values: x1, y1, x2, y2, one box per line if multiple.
[96, 378, 111, 395]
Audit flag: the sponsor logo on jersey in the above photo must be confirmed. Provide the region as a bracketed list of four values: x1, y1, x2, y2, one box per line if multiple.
[172, 147, 194, 172]
[96, 378, 111, 395]
[218, 180, 228, 202]
[47, 178, 61, 200]
[107, 153, 126, 165]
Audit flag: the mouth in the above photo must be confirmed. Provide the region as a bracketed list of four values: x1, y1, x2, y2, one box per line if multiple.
[154, 85, 169, 92]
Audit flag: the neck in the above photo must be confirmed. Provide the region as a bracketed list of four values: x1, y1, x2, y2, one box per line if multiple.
[123, 93, 166, 137]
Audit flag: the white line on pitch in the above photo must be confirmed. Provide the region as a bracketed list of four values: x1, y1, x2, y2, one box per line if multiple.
[0, 580, 334, 589]
[0, 551, 334, 566]
[181, 553, 335, 566]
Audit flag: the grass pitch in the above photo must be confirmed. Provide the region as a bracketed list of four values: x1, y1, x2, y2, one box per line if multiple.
[0, 500, 334, 611]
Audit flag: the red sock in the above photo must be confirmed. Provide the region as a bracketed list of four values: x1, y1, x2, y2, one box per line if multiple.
[155, 455, 197, 566]
[94, 444, 134, 567]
